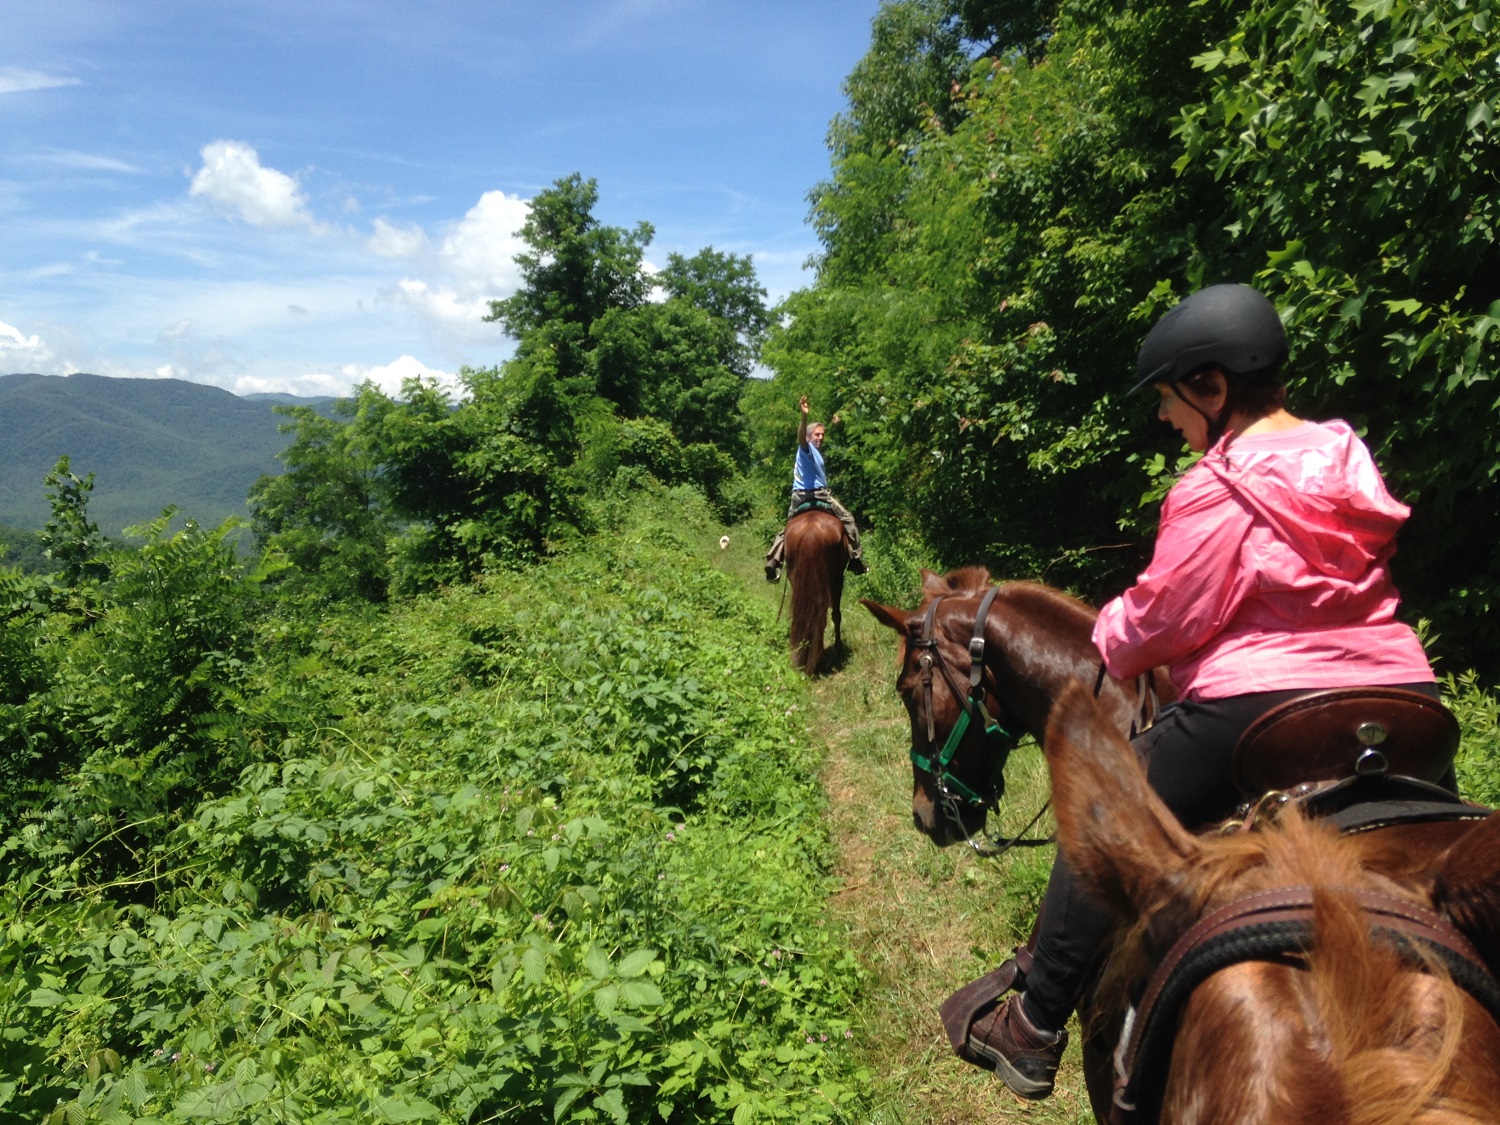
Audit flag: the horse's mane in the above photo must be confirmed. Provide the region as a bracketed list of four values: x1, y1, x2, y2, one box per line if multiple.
[920, 569, 1098, 627]
[1098, 812, 1489, 1122]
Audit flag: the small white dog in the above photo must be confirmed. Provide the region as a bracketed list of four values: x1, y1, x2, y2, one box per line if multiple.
[718, 535, 731, 550]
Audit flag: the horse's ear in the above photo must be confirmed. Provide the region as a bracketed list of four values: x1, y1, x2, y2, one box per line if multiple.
[919, 569, 947, 597]
[1432, 811, 1500, 974]
[859, 598, 910, 634]
[1043, 682, 1204, 935]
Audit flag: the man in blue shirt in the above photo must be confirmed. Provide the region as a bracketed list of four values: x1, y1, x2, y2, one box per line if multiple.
[765, 395, 867, 581]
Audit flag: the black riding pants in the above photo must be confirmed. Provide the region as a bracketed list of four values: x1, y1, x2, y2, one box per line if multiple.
[1020, 680, 1447, 1032]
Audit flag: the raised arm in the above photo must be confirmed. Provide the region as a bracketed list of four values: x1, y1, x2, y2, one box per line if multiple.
[797, 394, 811, 450]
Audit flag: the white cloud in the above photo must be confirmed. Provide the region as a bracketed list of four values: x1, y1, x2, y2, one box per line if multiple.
[0, 319, 65, 373]
[28, 149, 141, 173]
[437, 190, 529, 296]
[0, 68, 80, 96]
[378, 190, 528, 346]
[367, 216, 429, 258]
[189, 140, 314, 229]
[340, 354, 459, 397]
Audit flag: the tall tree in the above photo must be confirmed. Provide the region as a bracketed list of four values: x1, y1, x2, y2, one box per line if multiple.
[485, 173, 654, 389]
[660, 248, 772, 374]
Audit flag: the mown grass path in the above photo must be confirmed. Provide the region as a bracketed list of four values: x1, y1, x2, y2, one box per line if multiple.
[718, 537, 1095, 1124]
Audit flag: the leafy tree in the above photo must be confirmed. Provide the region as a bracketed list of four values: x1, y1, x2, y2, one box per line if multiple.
[39, 456, 110, 588]
[249, 399, 391, 603]
[590, 300, 749, 458]
[485, 173, 654, 388]
[777, 0, 1500, 668]
[660, 248, 772, 373]
[1176, 0, 1500, 659]
[369, 365, 590, 591]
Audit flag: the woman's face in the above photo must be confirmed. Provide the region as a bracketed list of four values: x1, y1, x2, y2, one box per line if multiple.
[1154, 381, 1218, 452]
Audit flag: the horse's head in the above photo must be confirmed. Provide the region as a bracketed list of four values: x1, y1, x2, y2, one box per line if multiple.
[861, 569, 1023, 846]
[1044, 682, 1500, 1122]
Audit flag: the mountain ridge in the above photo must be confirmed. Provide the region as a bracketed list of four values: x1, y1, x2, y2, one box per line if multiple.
[0, 372, 338, 535]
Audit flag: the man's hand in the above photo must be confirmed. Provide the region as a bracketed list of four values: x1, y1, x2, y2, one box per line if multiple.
[799, 394, 810, 416]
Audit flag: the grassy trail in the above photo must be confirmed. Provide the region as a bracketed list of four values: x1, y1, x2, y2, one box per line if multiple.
[716, 536, 1095, 1124]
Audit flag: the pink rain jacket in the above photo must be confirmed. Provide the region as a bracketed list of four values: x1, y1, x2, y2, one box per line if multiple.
[1093, 420, 1434, 701]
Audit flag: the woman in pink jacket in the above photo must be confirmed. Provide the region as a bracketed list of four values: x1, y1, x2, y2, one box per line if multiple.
[965, 283, 1442, 1099]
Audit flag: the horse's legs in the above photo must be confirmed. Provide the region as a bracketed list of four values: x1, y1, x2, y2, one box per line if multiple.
[831, 567, 844, 651]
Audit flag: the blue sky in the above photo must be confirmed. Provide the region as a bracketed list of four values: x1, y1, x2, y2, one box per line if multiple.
[1, 1, 878, 397]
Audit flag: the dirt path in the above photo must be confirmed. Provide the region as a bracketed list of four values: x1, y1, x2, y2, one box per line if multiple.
[797, 582, 1093, 1124]
[716, 533, 1091, 1122]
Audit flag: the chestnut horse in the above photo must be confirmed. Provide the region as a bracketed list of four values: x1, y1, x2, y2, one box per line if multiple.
[864, 569, 1500, 1122]
[785, 509, 848, 673]
[1044, 683, 1500, 1124]
[861, 567, 1172, 844]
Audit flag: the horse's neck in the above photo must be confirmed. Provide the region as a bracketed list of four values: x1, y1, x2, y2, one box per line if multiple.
[981, 603, 1136, 736]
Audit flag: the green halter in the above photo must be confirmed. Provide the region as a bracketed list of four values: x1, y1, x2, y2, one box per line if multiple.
[911, 586, 1024, 806]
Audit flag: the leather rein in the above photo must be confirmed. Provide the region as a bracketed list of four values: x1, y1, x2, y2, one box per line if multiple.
[910, 587, 1053, 856]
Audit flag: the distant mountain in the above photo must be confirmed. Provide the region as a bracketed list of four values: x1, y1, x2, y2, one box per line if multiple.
[0, 373, 339, 536]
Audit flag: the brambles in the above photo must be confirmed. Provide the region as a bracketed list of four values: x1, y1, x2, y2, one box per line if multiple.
[0, 492, 868, 1122]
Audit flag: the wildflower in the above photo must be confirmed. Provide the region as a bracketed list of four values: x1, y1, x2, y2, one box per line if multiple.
[204, 1062, 216, 1073]
[499, 864, 510, 873]
[171, 1052, 181, 1062]
[805, 1036, 813, 1043]
[844, 1030, 853, 1039]
[657, 874, 665, 881]
[665, 831, 676, 841]
[820, 1033, 828, 1042]
[759, 978, 769, 986]
[152, 1048, 163, 1057]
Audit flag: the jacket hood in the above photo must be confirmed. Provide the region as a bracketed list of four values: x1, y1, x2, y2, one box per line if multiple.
[1201, 421, 1408, 580]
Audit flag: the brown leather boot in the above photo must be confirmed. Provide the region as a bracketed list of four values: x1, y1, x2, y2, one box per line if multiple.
[965, 993, 1067, 1099]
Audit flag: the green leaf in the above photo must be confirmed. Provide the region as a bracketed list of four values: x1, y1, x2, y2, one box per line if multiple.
[522, 947, 546, 985]
[616, 949, 657, 978]
[553, 1085, 587, 1122]
[596, 1088, 628, 1125]
[593, 984, 620, 1015]
[619, 981, 664, 1007]
[584, 946, 611, 980]
[1382, 298, 1423, 316]
[375, 1096, 443, 1122]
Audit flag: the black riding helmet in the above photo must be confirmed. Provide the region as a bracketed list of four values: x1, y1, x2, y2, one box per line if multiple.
[1131, 283, 1287, 393]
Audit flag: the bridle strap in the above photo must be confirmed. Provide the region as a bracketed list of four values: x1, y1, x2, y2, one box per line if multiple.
[912, 588, 1012, 805]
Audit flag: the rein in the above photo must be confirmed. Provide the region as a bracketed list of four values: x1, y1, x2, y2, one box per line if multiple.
[911, 587, 1053, 857]
[1112, 885, 1500, 1123]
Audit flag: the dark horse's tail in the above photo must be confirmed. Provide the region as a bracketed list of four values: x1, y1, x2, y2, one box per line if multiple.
[785, 510, 848, 674]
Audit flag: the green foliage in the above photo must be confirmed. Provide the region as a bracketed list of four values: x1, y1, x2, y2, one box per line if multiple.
[1175, 0, 1500, 662]
[41, 456, 111, 589]
[0, 494, 868, 1122]
[237, 173, 773, 592]
[1447, 670, 1500, 807]
[772, 0, 1500, 668]
[249, 401, 391, 604]
[659, 248, 772, 374]
[590, 301, 750, 459]
[0, 524, 53, 573]
[7, 511, 265, 882]
[486, 173, 655, 389]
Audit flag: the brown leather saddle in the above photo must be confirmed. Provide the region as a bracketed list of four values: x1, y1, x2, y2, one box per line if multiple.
[1231, 686, 1458, 797]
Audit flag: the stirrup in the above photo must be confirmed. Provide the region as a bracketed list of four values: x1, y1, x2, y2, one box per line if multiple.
[939, 947, 1034, 1056]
